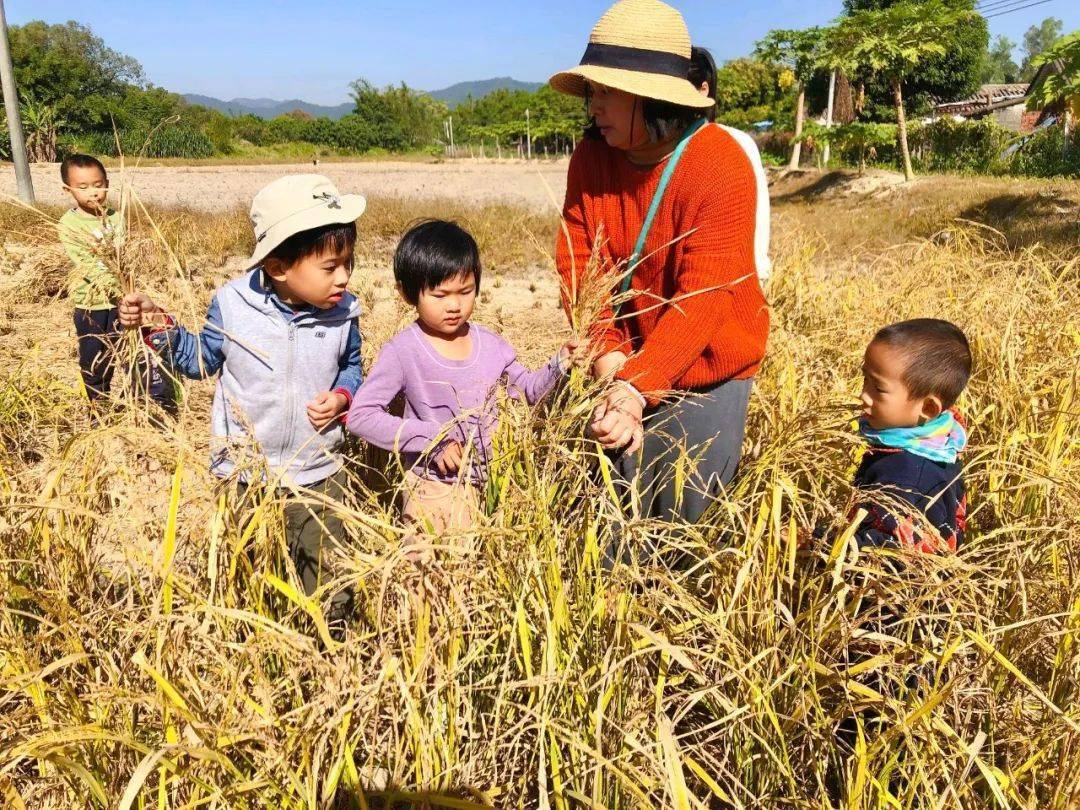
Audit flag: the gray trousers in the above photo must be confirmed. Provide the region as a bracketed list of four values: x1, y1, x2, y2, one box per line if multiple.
[614, 377, 753, 524]
[238, 469, 352, 627]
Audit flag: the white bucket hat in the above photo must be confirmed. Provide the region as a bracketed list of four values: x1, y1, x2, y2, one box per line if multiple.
[247, 174, 367, 268]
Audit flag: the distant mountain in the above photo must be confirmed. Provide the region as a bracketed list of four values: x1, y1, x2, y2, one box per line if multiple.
[181, 77, 543, 120]
[182, 94, 354, 120]
[428, 77, 544, 107]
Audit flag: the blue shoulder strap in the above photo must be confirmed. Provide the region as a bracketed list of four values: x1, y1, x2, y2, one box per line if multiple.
[616, 116, 707, 313]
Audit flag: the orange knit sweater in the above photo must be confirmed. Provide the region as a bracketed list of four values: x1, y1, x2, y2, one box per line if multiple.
[557, 125, 769, 404]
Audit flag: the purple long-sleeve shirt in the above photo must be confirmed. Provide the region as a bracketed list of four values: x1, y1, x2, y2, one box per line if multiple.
[347, 321, 564, 482]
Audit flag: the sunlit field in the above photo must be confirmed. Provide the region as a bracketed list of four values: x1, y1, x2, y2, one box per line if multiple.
[1, 169, 1077, 808]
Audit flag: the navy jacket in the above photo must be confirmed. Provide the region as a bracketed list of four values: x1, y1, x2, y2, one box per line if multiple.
[852, 447, 966, 553]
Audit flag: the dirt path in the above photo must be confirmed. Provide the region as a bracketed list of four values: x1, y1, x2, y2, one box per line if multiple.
[1, 159, 570, 212]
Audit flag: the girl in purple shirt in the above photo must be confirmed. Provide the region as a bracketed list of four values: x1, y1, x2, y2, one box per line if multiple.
[347, 220, 578, 534]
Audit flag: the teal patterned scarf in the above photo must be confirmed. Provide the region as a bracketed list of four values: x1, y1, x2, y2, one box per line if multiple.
[859, 410, 968, 463]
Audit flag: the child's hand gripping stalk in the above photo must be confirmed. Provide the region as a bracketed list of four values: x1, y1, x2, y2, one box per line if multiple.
[434, 440, 464, 478]
[558, 336, 590, 372]
[307, 391, 350, 431]
[118, 292, 167, 329]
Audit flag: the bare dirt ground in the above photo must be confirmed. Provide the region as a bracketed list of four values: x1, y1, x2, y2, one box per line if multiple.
[1, 159, 570, 212]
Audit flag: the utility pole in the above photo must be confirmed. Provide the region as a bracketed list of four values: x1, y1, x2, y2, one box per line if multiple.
[822, 69, 836, 167]
[0, 0, 33, 203]
[525, 108, 532, 160]
[448, 115, 455, 158]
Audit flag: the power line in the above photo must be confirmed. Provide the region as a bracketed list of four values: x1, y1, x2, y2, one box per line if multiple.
[976, 0, 1027, 10]
[976, 0, 1051, 14]
[976, 0, 1031, 10]
[984, 0, 1056, 18]
[976, 0, 1056, 15]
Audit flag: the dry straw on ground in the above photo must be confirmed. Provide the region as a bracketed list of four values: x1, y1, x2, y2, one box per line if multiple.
[0, 171, 1078, 808]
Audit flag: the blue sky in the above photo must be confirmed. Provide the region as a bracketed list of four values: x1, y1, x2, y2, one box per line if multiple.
[9, 0, 1078, 104]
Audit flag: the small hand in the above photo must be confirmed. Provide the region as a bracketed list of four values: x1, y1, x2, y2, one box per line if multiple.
[558, 336, 589, 371]
[118, 292, 163, 329]
[306, 390, 349, 431]
[434, 441, 463, 477]
[587, 384, 644, 451]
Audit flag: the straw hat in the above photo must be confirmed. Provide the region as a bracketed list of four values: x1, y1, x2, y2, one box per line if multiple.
[247, 174, 367, 268]
[549, 0, 713, 109]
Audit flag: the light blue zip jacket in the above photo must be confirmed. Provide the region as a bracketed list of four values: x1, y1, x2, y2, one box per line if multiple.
[149, 269, 362, 485]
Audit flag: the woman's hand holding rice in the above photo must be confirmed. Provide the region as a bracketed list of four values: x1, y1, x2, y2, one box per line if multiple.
[588, 383, 644, 452]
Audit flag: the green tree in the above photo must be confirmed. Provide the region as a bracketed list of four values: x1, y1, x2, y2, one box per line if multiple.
[6, 20, 144, 132]
[112, 85, 183, 131]
[841, 0, 987, 120]
[455, 85, 584, 153]
[348, 79, 446, 151]
[232, 114, 269, 145]
[381, 83, 447, 149]
[1020, 17, 1063, 81]
[981, 35, 1020, 84]
[714, 58, 787, 113]
[821, 0, 974, 180]
[349, 79, 402, 149]
[713, 58, 792, 132]
[755, 27, 824, 169]
[1026, 30, 1079, 155]
[456, 86, 580, 128]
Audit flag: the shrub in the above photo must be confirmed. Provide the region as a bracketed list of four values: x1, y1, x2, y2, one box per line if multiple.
[331, 115, 376, 152]
[757, 130, 795, 162]
[79, 126, 214, 159]
[1008, 123, 1080, 178]
[232, 114, 270, 146]
[908, 117, 1014, 174]
[800, 121, 899, 173]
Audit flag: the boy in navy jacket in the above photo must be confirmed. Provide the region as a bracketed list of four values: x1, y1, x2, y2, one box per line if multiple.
[854, 319, 971, 553]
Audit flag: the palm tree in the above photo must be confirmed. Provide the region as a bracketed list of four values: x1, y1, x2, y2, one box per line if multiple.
[820, 1, 973, 181]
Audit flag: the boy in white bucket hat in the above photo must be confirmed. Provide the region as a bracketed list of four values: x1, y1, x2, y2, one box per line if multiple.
[119, 174, 367, 637]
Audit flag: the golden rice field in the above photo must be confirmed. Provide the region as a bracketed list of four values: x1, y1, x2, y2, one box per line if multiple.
[0, 170, 1078, 808]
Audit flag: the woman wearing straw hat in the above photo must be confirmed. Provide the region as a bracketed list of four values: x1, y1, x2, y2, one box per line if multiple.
[552, 0, 769, 525]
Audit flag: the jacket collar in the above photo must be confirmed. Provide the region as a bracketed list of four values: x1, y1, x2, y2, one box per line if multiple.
[237, 267, 360, 322]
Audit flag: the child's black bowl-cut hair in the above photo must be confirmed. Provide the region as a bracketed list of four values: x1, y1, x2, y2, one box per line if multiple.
[872, 318, 973, 409]
[394, 219, 481, 305]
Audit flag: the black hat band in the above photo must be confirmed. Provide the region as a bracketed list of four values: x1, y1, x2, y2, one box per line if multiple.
[579, 42, 690, 79]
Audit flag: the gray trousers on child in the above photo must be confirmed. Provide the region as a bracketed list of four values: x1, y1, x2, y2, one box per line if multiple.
[614, 377, 753, 524]
[238, 469, 353, 626]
